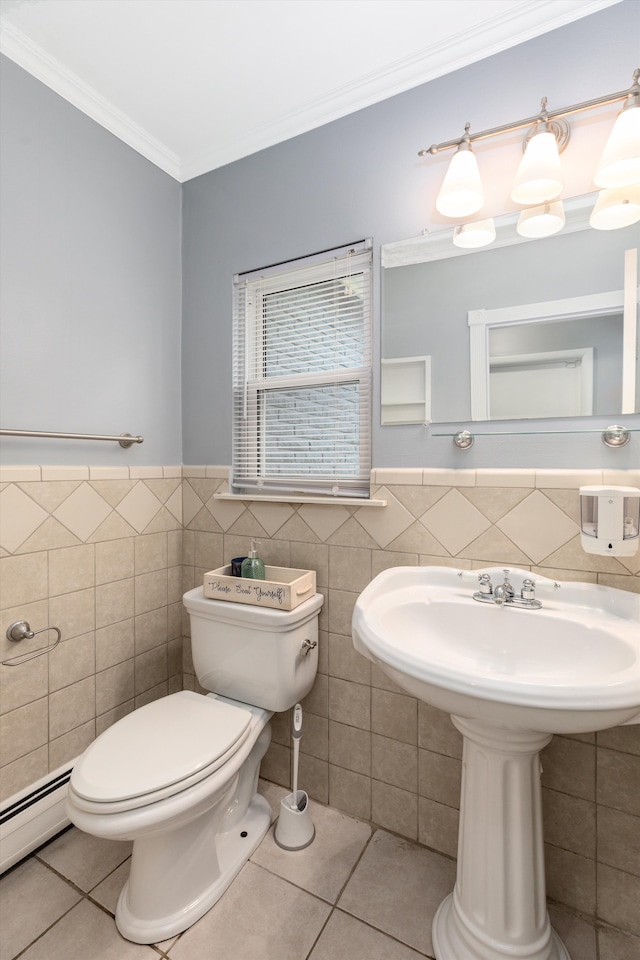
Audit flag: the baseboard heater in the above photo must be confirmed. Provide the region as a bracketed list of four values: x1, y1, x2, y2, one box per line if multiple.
[0, 761, 76, 874]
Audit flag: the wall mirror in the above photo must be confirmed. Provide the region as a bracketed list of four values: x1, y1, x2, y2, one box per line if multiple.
[381, 195, 639, 424]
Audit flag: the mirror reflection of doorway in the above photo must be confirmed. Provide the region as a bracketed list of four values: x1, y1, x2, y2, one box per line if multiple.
[489, 348, 594, 419]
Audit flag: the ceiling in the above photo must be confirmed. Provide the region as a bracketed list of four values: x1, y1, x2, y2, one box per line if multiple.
[0, 0, 620, 182]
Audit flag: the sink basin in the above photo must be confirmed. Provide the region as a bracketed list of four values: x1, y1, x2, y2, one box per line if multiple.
[353, 565, 640, 733]
[353, 566, 640, 960]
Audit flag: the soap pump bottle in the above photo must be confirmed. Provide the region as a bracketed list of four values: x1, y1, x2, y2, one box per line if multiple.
[241, 539, 265, 579]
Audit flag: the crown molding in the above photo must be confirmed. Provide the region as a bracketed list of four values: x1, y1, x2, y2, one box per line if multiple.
[180, 0, 619, 181]
[1, 0, 619, 183]
[0, 20, 181, 180]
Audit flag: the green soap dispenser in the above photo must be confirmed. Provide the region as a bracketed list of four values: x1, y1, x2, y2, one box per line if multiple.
[241, 539, 265, 580]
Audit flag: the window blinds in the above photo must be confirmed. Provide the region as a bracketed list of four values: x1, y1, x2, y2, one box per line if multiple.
[232, 240, 373, 498]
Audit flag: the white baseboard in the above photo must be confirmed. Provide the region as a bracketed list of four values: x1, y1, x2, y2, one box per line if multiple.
[0, 761, 76, 874]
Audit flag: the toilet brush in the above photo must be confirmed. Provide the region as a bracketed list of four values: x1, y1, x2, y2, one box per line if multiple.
[274, 703, 315, 850]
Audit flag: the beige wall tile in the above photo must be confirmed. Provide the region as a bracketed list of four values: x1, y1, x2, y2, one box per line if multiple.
[328, 633, 370, 684]
[168, 637, 183, 679]
[0, 552, 48, 608]
[598, 864, 640, 936]
[418, 796, 459, 858]
[0, 466, 41, 483]
[418, 749, 461, 807]
[418, 703, 463, 758]
[49, 720, 95, 769]
[95, 578, 134, 628]
[327, 589, 357, 636]
[0, 654, 47, 715]
[134, 569, 168, 615]
[95, 537, 135, 584]
[133, 532, 168, 574]
[372, 734, 418, 792]
[542, 788, 596, 859]
[49, 587, 95, 640]
[261, 741, 290, 787]
[597, 748, 640, 817]
[299, 753, 329, 804]
[328, 546, 372, 593]
[329, 765, 371, 821]
[48, 544, 95, 596]
[49, 676, 95, 740]
[372, 688, 417, 745]
[299, 712, 328, 762]
[598, 927, 640, 960]
[329, 678, 370, 730]
[95, 660, 134, 716]
[598, 806, 640, 876]
[0, 746, 48, 803]
[541, 736, 596, 801]
[329, 721, 371, 777]
[372, 780, 417, 840]
[135, 606, 168, 654]
[545, 844, 596, 915]
[95, 619, 134, 671]
[290, 542, 329, 587]
[95, 698, 134, 737]
[0, 698, 48, 765]
[49, 633, 96, 693]
[194, 531, 224, 571]
[597, 724, 640, 757]
[136, 680, 168, 708]
[135, 647, 168, 695]
[303, 673, 328, 718]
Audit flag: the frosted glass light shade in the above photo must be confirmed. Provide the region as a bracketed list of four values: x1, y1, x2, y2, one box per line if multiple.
[453, 219, 496, 248]
[510, 129, 564, 205]
[516, 201, 566, 238]
[594, 105, 640, 188]
[436, 146, 484, 218]
[589, 184, 640, 230]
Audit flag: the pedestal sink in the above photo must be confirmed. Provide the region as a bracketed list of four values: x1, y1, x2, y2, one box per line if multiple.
[352, 566, 640, 960]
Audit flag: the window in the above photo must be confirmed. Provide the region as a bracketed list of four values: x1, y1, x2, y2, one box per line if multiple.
[232, 240, 372, 499]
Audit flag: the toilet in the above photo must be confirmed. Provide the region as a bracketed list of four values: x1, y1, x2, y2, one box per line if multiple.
[66, 586, 322, 944]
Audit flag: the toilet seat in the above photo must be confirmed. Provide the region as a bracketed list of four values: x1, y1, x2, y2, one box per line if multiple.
[70, 691, 252, 812]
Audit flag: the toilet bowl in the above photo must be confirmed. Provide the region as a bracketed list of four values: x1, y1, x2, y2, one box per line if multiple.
[66, 588, 322, 944]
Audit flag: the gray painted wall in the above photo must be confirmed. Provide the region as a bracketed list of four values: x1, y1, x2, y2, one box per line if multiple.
[0, 57, 182, 466]
[182, 1, 639, 469]
[1, 4, 638, 470]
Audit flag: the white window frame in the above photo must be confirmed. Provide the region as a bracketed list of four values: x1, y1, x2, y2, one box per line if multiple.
[232, 240, 373, 499]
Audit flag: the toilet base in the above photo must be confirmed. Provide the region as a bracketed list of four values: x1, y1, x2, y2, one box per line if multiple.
[115, 793, 272, 944]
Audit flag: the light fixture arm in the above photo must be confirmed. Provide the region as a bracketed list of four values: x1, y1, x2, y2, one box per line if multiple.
[419, 69, 640, 157]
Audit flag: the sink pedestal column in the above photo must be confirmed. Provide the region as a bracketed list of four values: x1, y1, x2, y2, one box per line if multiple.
[432, 717, 570, 960]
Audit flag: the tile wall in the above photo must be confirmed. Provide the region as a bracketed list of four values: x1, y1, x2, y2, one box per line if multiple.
[181, 465, 640, 940]
[0, 466, 184, 802]
[1, 463, 639, 941]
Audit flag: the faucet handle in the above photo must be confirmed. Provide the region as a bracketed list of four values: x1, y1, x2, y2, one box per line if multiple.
[477, 572, 493, 596]
[521, 578, 536, 601]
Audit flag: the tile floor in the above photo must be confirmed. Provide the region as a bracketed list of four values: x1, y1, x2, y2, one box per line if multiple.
[0, 781, 627, 960]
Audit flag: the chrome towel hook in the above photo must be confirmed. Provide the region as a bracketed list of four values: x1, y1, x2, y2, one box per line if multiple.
[2, 621, 62, 666]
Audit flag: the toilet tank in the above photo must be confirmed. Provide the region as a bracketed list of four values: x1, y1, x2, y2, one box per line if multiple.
[183, 587, 323, 712]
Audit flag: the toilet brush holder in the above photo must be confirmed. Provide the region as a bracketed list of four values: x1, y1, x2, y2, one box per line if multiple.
[274, 790, 315, 850]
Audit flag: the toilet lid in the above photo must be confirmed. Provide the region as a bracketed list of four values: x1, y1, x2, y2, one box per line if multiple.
[71, 691, 252, 803]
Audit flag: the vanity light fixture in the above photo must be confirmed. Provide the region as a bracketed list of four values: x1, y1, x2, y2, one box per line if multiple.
[510, 101, 567, 205]
[435, 124, 484, 218]
[420, 69, 640, 239]
[594, 70, 640, 188]
[516, 200, 566, 238]
[589, 183, 640, 230]
[452, 218, 496, 248]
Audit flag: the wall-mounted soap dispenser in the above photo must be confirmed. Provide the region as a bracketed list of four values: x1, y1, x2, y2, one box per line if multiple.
[579, 486, 640, 556]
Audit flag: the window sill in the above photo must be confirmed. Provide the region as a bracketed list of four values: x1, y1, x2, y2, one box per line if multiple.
[213, 492, 387, 507]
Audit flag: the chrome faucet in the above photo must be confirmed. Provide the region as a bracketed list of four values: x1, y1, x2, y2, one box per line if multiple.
[458, 568, 560, 610]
